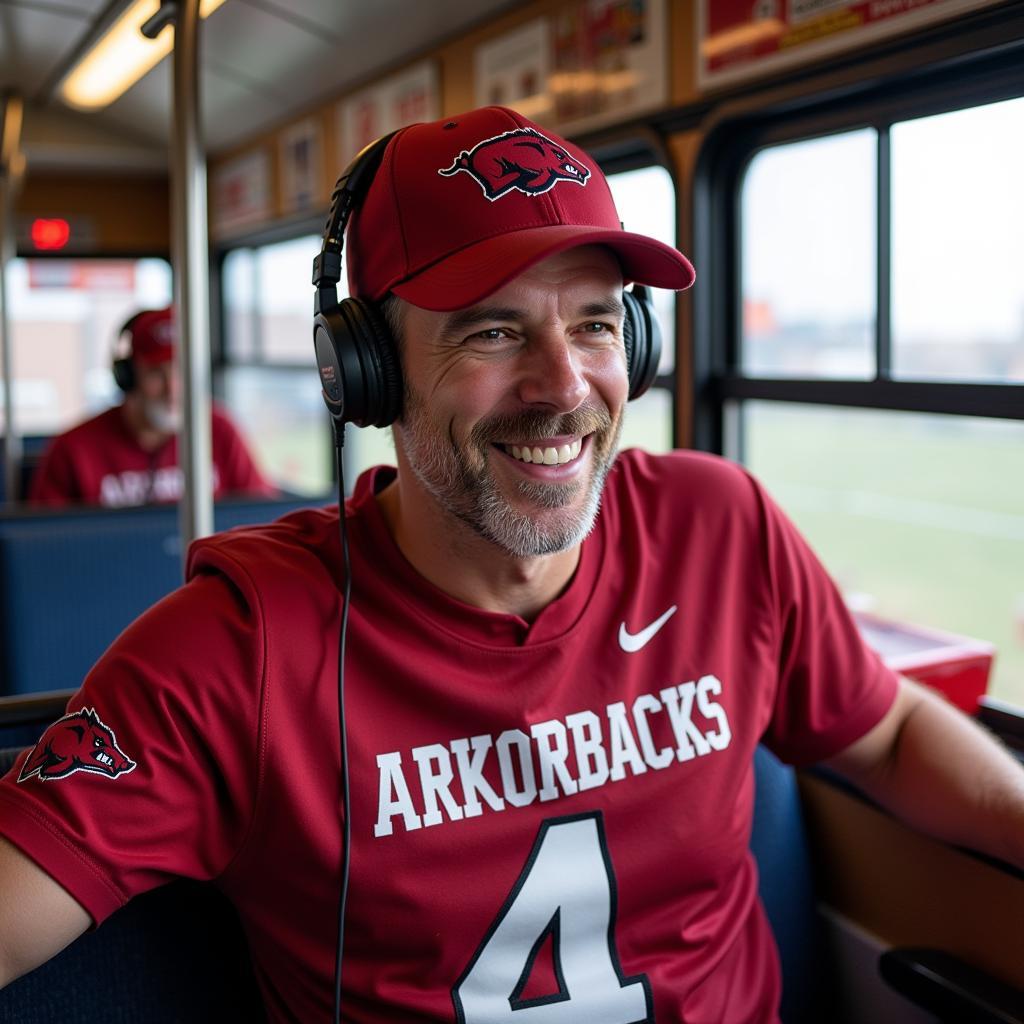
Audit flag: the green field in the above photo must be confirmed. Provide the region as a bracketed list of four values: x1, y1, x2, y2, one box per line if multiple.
[744, 403, 1024, 709]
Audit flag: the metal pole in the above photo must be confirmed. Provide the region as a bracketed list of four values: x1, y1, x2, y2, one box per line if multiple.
[0, 93, 24, 505]
[170, 0, 214, 564]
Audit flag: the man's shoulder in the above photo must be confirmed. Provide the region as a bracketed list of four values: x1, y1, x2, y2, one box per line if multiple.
[187, 503, 339, 590]
[49, 406, 123, 448]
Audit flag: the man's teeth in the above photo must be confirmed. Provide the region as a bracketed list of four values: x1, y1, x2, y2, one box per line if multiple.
[508, 439, 583, 465]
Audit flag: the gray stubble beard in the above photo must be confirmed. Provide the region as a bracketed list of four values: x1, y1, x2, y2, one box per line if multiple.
[396, 389, 622, 559]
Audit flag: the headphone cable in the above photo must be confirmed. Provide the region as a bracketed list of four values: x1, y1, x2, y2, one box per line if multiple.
[333, 422, 352, 1024]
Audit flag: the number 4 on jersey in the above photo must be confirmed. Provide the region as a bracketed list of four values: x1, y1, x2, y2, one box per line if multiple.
[453, 811, 653, 1023]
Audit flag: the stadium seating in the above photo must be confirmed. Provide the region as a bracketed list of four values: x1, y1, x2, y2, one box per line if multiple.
[0, 497, 317, 695]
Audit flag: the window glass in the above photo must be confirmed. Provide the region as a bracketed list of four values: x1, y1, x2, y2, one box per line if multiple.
[891, 96, 1024, 383]
[221, 366, 331, 497]
[223, 234, 318, 365]
[741, 130, 876, 378]
[2, 257, 172, 435]
[221, 234, 395, 494]
[743, 401, 1024, 708]
[620, 386, 672, 455]
[606, 165, 677, 374]
[222, 248, 257, 361]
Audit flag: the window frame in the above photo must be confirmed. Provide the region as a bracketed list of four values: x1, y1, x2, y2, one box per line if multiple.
[690, 31, 1024, 457]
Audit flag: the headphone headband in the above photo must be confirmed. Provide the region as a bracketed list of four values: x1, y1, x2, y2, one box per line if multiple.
[313, 131, 399, 309]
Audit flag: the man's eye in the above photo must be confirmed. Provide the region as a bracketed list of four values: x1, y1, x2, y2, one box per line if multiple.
[469, 329, 509, 343]
[582, 322, 613, 334]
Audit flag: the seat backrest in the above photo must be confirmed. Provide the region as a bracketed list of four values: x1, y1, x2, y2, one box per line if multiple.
[0, 497, 314, 695]
[0, 743, 267, 1023]
[751, 744, 834, 1024]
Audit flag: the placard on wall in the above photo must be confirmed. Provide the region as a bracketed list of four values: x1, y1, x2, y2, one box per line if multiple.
[473, 1, 668, 136]
[698, 0, 1002, 90]
[279, 117, 324, 216]
[210, 148, 271, 240]
[337, 61, 440, 170]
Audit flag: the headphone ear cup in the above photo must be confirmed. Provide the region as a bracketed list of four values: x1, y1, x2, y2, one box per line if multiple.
[347, 298, 402, 428]
[622, 287, 662, 402]
[313, 298, 403, 428]
[112, 356, 135, 393]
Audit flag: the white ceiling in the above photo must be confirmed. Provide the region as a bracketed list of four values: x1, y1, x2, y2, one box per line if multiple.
[1, 0, 521, 170]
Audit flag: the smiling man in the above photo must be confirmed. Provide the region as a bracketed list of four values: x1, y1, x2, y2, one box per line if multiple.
[0, 107, 1022, 1024]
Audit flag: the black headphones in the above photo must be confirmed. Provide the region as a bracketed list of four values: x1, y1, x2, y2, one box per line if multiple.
[112, 312, 146, 393]
[312, 133, 663, 429]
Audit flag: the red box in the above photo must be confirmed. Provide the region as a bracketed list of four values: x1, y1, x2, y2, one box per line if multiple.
[854, 611, 995, 715]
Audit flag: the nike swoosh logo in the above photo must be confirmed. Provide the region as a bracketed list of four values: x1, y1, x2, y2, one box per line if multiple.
[618, 605, 677, 653]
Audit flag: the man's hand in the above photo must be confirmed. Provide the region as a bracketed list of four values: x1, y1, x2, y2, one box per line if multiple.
[824, 677, 1024, 870]
[0, 835, 90, 988]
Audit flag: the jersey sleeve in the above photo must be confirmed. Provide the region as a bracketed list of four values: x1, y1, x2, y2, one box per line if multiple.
[0, 571, 265, 925]
[27, 434, 80, 506]
[211, 408, 278, 498]
[752, 477, 899, 766]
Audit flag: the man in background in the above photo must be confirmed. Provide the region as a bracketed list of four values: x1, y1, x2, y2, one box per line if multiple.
[29, 307, 276, 507]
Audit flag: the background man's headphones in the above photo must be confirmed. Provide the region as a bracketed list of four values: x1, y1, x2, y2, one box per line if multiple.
[312, 133, 663, 430]
[112, 312, 146, 393]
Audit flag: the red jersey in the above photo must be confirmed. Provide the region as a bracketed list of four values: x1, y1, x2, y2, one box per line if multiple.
[0, 450, 898, 1023]
[28, 405, 276, 507]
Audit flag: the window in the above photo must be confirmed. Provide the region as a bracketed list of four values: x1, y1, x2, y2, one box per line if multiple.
[729, 94, 1024, 708]
[2, 257, 172, 436]
[607, 164, 677, 454]
[890, 98, 1024, 383]
[221, 234, 393, 496]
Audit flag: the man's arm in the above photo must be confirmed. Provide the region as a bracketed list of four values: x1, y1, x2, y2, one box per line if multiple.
[823, 676, 1024, 869]
[0, 836, 90, 988]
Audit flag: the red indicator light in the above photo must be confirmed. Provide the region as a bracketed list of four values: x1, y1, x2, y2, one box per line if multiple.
[31, 218, 71, 251]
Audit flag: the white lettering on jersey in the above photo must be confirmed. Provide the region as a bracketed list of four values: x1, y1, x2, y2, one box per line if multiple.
[497, 730, 538, 808]
[606, 701, 647, 782]
[659, 681, 713, 761]
[374, 751, 423, 837]
[566, 710, 609, 792]
[632, 694, 674, 770]
[373, 676, 733, 839]
[531, 719, 579, 802]
[450, 735, 505, 817]
[98, 466, 221, 507]
[697, 674, 733, 751]
[412, 743, 464, 827]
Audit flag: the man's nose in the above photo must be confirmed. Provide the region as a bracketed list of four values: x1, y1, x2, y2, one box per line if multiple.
[515, 334, 589, 412]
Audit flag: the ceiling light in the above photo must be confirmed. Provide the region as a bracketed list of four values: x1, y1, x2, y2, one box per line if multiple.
[60, 0, 228, 112]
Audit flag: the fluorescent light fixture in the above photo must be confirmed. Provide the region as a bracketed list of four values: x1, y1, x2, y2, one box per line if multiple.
[60, 0, 228, 111]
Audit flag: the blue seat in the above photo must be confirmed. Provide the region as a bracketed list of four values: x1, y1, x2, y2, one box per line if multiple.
[0, 497, 317, 695]
[751, 744, 833, 1023]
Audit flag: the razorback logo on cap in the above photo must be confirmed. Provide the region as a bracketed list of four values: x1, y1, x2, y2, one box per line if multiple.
[18, 708, 136, 783]
[438, 126, 591, 201]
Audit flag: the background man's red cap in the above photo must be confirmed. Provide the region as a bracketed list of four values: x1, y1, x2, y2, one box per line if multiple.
[128, 308, 175, 364]
[346, 106, 695, 312]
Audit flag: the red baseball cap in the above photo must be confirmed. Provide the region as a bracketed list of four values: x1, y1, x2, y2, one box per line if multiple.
[346, 106, 695, 312]
[127, 308, 175, 364]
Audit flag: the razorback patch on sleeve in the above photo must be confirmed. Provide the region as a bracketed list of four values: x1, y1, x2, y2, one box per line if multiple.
[18, 708, 137, 783]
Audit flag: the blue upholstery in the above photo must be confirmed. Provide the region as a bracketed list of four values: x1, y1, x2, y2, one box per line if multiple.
[751, 744, 833, 1023]
[0, 497, 317, 695]
[0, 692, 72, 749]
